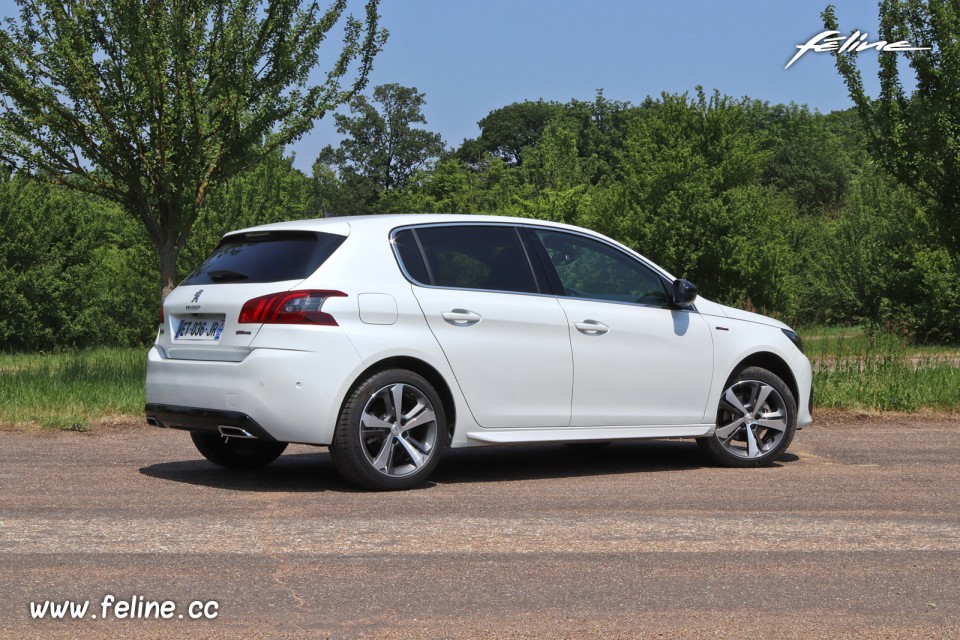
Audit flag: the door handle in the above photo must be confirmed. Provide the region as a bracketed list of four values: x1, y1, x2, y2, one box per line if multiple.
[441, 309, 482, 326]
[575, 320, 609, 336]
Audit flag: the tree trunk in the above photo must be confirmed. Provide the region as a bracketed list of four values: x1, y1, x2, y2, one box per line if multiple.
[159, 242, 180, 303]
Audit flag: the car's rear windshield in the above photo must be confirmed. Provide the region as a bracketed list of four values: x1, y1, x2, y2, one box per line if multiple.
[182, 231, 345, 285]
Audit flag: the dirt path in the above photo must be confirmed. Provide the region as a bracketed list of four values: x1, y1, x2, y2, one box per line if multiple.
[1, 413, 958, 638]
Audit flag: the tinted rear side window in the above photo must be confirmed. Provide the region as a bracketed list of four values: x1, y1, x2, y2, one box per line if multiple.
[182, 231, 345, 285]
[411, 225, 540, 294]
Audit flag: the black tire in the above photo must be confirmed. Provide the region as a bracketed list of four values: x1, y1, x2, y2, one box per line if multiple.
[190, 432, 287, 470]
[330, 369, 447, 490]
[698, 366, 797, 468]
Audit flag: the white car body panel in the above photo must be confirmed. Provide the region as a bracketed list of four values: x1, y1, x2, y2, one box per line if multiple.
[412, 285, 573, 428]
[558, 298, 715, 426]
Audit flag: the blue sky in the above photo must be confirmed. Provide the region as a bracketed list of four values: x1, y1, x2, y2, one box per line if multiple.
[311, 0, 888, 170]
[1, 0, 891, 171]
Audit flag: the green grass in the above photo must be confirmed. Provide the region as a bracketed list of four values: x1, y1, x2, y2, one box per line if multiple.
[800, 325, 960, 411]
[802, 324, 960, 358]
[814, 355, 960, 411]
[2, 328, 960, 431]
[0, 348, 146, 430]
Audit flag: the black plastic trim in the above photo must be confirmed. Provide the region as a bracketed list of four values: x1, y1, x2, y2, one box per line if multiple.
[520, 226, 566, 296]
[144, 404, 278, 441]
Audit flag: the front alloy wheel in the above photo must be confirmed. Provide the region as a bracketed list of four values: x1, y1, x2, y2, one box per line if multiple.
[331, 369, 446, 490]
[699, 366, 796, 467]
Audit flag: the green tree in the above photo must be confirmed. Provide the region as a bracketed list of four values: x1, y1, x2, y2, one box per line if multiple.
[457, 100, 565, 166]
[523, 118, 583, 193]
[822, 1, 960, 246]
[314, 83, 445, 214]
[759, 104, 850, 213]
[0, 0, 386, 300]
[550, 91, 637, 184]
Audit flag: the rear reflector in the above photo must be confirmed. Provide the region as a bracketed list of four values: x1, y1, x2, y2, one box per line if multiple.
[238, 290, 347, 325]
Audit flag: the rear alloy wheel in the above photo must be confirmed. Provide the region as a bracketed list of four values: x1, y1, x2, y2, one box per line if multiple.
[330, 369, 446, 490]
[190, 432, 287, 470]
[698, 366, 796, 467]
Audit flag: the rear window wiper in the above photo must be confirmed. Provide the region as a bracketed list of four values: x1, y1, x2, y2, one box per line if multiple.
[208, 269, 249, 282]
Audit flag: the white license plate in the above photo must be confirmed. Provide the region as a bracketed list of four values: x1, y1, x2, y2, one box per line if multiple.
[173, 316, 225, 341]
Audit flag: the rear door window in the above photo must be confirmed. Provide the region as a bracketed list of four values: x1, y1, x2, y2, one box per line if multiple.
[395, 225, 542, 294]
[182, 231, 345, 285]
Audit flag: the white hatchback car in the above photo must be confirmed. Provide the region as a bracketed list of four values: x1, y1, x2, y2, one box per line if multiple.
[146, 214, 813, 489]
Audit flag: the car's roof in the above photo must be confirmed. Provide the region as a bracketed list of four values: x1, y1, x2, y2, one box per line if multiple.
[224, 213, 680, 283]
[226, 213, 591, 237]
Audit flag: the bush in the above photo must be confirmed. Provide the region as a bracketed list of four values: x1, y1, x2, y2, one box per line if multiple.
[0, 176, 156, 350]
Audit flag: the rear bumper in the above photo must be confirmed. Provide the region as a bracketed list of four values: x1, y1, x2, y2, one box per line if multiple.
[145, 404, 277, 441]
[145, 337, 363, 444]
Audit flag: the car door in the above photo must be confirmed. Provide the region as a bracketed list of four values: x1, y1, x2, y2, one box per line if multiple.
[393, 224, 573, 429]
[530, 228, 715, 427]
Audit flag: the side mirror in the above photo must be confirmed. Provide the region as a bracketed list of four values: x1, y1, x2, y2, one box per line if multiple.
[671, 279, 698, 308]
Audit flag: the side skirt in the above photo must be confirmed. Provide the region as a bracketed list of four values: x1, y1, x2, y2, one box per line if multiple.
[463, 424, 713, 446]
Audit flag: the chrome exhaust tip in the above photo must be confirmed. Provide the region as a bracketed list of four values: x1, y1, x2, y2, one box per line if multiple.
[218, 425, 256, 439]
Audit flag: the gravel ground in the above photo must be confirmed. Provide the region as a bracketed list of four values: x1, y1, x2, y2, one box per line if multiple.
[1, 411, 958, 638]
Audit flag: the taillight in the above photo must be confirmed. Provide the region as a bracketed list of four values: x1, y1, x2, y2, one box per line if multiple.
[238, 290, 347, 325]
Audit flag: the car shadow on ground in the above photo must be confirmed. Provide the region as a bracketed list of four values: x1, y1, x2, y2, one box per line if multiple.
[435, 440, 798, 485]
[139, 451, 353, 493]
[139, 439, 799, 493]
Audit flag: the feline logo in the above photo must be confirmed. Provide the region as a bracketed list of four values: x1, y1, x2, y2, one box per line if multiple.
[786, 30, 930, 69]
[191, 290, 204, 303]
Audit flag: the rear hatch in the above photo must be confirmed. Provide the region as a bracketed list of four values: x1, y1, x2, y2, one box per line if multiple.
[157, 229, 346, 361]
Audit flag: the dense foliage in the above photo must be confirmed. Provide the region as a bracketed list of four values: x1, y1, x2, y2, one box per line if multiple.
[820, 0, 960, 342]
[2, 79, 954, 350]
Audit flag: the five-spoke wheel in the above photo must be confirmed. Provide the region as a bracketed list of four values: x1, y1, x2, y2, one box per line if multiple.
[331, 369, 447, 490]
[698, 366, 796, 467]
